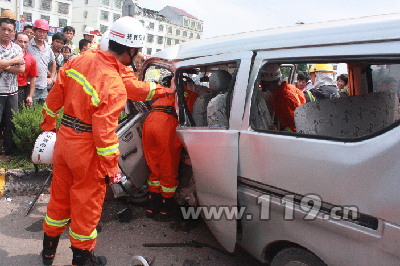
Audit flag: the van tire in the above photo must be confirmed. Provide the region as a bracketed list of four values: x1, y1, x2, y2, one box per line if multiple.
[270, 247, 326, 266]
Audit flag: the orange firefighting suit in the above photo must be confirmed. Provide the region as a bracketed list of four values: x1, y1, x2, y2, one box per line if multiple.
[272, 81, 306, 132]
[41, 49, 170, 251]
[143, 94, 183, 198]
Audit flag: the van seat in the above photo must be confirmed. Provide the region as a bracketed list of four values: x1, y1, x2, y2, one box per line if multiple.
[294, 90, 398, 138]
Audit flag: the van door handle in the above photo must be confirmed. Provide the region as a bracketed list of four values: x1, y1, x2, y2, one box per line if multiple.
[121, 147, 138, 160]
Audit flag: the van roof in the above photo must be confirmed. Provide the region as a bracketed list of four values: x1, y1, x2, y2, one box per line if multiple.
[153, 13, 400, 60]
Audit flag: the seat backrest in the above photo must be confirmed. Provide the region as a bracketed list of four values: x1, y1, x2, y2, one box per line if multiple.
[206, 70, 232, 127]
[294, 90, 398, 138]
[193, 91, 217, 126]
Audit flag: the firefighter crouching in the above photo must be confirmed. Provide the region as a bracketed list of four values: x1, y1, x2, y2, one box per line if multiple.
[40, 17, 171, 266]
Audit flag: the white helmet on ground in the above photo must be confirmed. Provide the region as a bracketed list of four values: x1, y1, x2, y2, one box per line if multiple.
[83, 26, 96, 36]
[99, 30, 110, 51]
[109, 16, 146, 48]
[31, 132, 56, 165]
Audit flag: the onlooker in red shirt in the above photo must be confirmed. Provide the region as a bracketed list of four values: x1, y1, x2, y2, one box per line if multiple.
[15, 32, 38, 108]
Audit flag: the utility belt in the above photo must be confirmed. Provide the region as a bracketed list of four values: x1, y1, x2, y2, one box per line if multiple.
[152, 106, 178, 119]
[61, 114, 92, 133]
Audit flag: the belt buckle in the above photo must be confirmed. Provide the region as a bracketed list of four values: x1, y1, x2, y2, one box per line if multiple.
[72, 118, 82, 133]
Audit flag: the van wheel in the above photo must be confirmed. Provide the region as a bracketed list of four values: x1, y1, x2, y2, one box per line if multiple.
[270, 247, 326, 266]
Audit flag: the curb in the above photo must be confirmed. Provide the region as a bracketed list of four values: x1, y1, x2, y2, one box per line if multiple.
[0, 168, 51, 197]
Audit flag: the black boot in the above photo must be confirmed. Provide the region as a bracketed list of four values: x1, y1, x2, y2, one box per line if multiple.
[71, 247, 107, 266]
[145, 192, 162, 218]
[158, 197, 177, 221]
[41, 233, 60, 265]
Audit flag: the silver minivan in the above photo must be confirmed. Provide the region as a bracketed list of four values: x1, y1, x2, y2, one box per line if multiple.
[118, 13, 400, 265]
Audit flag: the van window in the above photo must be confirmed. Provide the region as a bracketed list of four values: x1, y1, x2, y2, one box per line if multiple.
[176, 62, 238, 128]
[250, 61, 400, 140]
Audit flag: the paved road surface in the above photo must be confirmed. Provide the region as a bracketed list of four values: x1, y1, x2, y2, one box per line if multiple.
[0, 194, 263, 265]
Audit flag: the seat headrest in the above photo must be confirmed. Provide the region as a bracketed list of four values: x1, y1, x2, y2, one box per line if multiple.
[209, 70, 232, 92]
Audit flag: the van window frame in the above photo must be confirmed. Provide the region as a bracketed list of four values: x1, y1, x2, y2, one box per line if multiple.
[250, 55, 400, 143]
[175, 59, 241, 128]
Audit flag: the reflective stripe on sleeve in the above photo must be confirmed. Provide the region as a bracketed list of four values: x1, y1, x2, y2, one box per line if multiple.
[147, 180, 160, 187]
[43, 103, 57, 118]
[161, 185, 177, 193]
[146, 82, 156, 101]
[66, 69, 100, 107]
[45, 215, 70, 227]
[69, 228, 98, 241]
[96, 143, 119, 156]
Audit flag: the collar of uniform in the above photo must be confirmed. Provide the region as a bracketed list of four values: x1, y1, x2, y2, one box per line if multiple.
[96, 49, 126, 73]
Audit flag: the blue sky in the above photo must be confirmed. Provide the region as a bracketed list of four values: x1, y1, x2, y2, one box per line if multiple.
[139, 0, 400, 38]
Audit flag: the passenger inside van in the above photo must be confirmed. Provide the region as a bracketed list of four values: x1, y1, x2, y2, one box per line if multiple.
[260, 64, 306, 132]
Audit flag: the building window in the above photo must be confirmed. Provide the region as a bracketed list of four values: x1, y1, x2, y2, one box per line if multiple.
[189, 32, 193, 39]
[113, 13, 120, 22]
[139, 20, 145, 26]
[41, 15, 50, 22]
[146, 48, 152, 55]
[115, 0, 123, 8]
[157, 36, 163, 44]
[83, 11, 88, 18]
[197, 34, 201, 39]
[100, 24, 108, 34]
[175, 29, 180, 36]
[158, 24, 164, 32]
[197, 22, 202, 31]
[191, 21, 195, 29]
[23, 12, 32, 22]
[40, 0, 52, 11]
[100, 10, 109, 21]
[101, 0, 109, 6]
[183, 31, 187, 37]
[23, 0, 34, 7]
[168, 27, 172, 34]
[184, 18, 189, 27]
[59, 18, 67, 27]
[148, 22, 154, 30]
[167, 38, 171, 45]
[58, 2, 69, 15]
[147, 34, 154, 43]
[156, 49, 161, 52]
[175, 39, 179, 45]
[85, 0, 89, 4]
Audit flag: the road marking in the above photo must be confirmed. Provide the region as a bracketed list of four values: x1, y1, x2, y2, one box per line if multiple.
[0, 168, 5, 197]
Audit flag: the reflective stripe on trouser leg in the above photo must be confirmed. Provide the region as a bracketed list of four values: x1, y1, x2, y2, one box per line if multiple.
[147, 179, 161, 194]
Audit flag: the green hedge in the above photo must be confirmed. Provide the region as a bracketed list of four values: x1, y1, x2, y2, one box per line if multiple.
[12, 105, 63, 157]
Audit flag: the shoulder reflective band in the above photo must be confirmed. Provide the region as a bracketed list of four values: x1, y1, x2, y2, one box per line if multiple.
[147, 180, 160, 187]
[96, 143, 119, 156]
[305, 90, 315, 102]
[146, 82, 156, 101]
[45, 215, 70, 227]
[66, 69, 100, 107]
[43, 103, 57, 118]
[69, 228, 98, 241]
[161, 185, 177, 193]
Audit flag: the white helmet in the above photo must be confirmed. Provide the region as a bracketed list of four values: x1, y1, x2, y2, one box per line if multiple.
[99, 30, 110, 51]
[109, 16, 146, 48]
[261, 64, 282, 81]
[83, 26, 96, 36]
[31, 131, 56, 165]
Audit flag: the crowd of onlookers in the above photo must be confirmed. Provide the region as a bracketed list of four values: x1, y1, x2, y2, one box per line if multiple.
[0, 9, 101, 155]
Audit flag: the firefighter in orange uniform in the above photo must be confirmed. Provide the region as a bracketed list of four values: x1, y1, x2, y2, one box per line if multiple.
[143, 75, 183, 219]
[40, 17, 171, 266]
[261, 64, 306, 132]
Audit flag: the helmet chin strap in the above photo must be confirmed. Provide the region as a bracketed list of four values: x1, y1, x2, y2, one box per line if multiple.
[129, 48, 139, 71]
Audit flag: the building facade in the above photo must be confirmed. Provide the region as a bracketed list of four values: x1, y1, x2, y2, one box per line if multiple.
[71, 0, 124, 44]
[1, 0, 73, 31]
